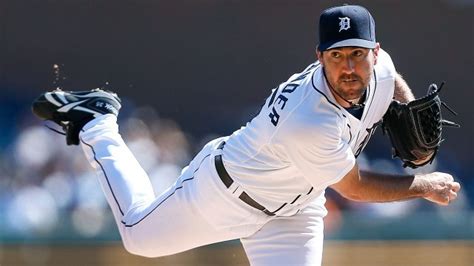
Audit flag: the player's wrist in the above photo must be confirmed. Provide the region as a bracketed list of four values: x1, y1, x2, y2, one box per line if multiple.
[410, 174, 433, 198]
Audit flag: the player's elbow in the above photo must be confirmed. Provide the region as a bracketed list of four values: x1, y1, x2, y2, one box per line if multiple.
[341, 191, 365, 202]
[330, 165, 367, 202]
[330, 187, 364, 202]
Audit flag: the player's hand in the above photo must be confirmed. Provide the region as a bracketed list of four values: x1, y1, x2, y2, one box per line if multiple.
[416, 172, 461, 206]
[410, 152, 435, 166]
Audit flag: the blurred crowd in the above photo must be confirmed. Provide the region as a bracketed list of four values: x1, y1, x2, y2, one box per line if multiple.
[0, 97, 196, 240]
[0, 94, 471, 241]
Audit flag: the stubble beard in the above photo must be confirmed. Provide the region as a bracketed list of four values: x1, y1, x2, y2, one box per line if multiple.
[333, 73, 371, 101]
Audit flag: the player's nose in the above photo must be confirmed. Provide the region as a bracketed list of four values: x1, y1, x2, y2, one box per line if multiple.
[341, 58, 355, 74]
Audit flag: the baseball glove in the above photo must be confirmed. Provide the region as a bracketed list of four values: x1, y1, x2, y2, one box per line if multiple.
[382, 82, 460, 168]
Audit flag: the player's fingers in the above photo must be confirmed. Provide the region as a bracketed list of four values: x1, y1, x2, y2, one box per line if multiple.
[426, 193, 449, 206]
[450, 182, 461, 192]
[449, 190, 458, 201]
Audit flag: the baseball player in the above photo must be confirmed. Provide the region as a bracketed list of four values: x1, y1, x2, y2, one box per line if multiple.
[32, 5, 461, 266]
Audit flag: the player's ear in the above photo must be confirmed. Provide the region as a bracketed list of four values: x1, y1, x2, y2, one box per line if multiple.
[316, 48, 324, 65]
[373, 43, 381, 65]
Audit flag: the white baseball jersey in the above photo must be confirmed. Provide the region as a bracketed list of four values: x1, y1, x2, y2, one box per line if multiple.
[78, 48, 396, 265]
[223, 48, 396, 216]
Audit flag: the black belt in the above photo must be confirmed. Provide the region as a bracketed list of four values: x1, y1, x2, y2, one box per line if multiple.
[215, 142, 275, 216]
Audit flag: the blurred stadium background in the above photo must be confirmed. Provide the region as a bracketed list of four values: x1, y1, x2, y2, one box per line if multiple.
[0, 0, 472, 265]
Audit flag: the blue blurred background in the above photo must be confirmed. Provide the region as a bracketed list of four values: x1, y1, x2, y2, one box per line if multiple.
[0, 0, 472, 265]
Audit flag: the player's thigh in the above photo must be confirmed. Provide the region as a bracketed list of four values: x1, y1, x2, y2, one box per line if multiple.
[119, 141, 260, 257]
[120, 180, 237, 257]
[241, 202, 326, 266]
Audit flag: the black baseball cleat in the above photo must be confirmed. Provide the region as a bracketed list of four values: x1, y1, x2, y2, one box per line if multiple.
[32, 88, 122, 145]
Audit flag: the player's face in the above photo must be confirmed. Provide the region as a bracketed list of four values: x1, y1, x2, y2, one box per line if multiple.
[318, 45, 380, 105]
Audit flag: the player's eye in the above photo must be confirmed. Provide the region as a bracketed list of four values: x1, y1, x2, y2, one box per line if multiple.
[330, 51, 341, 58]
[352, 50, 364, 57]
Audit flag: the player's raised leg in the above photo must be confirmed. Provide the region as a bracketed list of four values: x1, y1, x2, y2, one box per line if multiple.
[31, 90, 266, 257]
[79, 120, 264, 256]
[78, 114, 157, 241]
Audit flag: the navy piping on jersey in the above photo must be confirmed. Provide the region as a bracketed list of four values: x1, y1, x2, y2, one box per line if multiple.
[290, 194, 301, 204]
[121, 176, 194, 227]
[82, 137, 210, 228]
[352, 69, 378, 144]
[121, 153, 211, 227]
[346, 123, 353, 143]
[310, 66, 341, 112]
[81, 139, 125, 216]
[359, 69, 378, 122]
[272, 203, 288, 213]
[342, 113, 353, 142]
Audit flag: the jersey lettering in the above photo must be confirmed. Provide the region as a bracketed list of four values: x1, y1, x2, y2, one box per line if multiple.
[282, 83, 299, 93]
[267, 83, 298, 126]
[276, 94, 289, 109]
[267, 88, 279, 107]
[267, 65, 317, 127]
[269, 107, 280, 126]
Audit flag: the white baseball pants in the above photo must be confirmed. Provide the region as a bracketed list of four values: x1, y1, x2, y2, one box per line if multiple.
[79, 114, 326, 266]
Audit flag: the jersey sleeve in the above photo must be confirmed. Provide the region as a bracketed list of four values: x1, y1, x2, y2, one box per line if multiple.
[275, 114, 355, 189]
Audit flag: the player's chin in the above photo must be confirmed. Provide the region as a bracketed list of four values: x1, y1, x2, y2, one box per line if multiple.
[341, 82, 365, 97]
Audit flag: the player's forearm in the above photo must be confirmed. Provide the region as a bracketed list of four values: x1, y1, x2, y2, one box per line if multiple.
[394, 73, 415, 103]
[349, 170, 429, 203]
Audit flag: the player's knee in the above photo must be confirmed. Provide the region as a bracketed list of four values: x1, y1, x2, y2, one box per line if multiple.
[122, 238, 158, 258]
[121, 230, 176, 258]
[123, 242, 177, 258]
[120, 212, 182, 257]
[125, 247, 156, 258]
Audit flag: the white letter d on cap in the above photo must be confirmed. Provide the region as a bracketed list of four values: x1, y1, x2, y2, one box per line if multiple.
[338, 17, 351, 32]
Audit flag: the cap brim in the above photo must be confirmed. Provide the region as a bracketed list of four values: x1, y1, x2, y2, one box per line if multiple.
[319, 39, 377, 51]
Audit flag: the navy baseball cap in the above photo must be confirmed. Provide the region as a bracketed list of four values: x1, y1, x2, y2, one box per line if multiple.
[318, 5, 376, 51]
